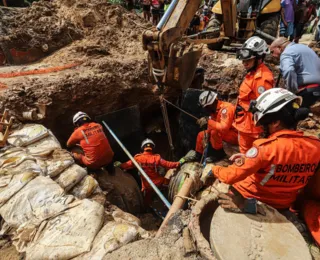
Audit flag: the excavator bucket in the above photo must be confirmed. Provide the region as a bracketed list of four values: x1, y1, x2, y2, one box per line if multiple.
[165, 45, 202, 90]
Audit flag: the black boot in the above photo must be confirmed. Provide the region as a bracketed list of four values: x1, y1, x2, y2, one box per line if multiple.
[205, 145, 227, 163]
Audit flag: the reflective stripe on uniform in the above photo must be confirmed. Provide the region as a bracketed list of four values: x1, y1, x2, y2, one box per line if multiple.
[81, 130, 90, 144]
[260, 164, 276, 186]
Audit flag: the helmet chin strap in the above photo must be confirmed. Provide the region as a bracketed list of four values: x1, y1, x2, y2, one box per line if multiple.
[246, 57, 259, 73]
[260, 124, 270, 138]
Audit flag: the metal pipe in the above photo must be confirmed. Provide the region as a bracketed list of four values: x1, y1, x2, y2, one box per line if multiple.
[255, 29, 276, 42]
[156, 0, 179, 31]
[102, 121, 172, 209]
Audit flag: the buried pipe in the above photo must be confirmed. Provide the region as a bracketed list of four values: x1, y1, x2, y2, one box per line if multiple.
[156, 176, 194, 237]
[156, 163, 202, 238]
[102, 121, 171, 209]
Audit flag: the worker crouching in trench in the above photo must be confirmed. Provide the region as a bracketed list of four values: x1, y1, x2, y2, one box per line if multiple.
[194, 90, 238, 163]
[201, 88, 320, 241]
[66, 111, 115, 172]
[114, 138, 188, 207]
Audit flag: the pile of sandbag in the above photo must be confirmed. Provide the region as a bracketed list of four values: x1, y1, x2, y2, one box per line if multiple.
[5, 124, 102, 199]
[0, 124, 149, 259]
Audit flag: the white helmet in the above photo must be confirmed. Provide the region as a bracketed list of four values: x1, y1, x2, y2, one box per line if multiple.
[73, 111, 91, 125]
[199, 91, 218, 108]
[141, 138, 155, 150]
[252, 88, 302, 125]
[237, 36, 270, 60]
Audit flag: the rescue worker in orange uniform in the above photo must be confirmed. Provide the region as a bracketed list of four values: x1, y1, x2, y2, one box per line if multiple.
[234, 36, 274, 153]
[114, 139, 186, 205]
[202, 88, 319, 213]
[195, 91, 238, 162]
[67, 112, 114, 170]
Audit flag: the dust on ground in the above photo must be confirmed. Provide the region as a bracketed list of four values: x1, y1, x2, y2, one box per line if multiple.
[0, 239, 19, 260]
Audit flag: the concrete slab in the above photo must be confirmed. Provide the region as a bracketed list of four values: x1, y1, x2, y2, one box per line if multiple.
[210, 206, 312, 260]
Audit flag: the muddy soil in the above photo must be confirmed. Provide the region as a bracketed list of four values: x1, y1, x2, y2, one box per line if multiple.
[0, 1, 82, 56]
[198, 49, 285, 103]
[0, 0, 173, 143]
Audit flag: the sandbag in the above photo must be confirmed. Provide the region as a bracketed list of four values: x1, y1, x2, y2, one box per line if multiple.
[70, 175, 99, 199]
[25, 131, 61, 156]
[0, 176, 67, 228]
[7, 124, 49, 147]
[36, 149, 74, 177]
[55, 164, 87, 192]
[0, 171, 39, 207]
[25, 199, 104, 260]
[0, 156, 36, 169]
[88, 186, 107, 206]
[74, 221, 144, 259]
[0, 147, 27, 164]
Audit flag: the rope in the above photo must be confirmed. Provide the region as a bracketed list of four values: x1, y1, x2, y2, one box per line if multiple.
[162, 98, 199, 121]
[174, 194, 199, 202]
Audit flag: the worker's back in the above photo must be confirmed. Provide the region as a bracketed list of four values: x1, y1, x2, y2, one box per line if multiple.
[75, 122, 114, 167]
[234, 130, 320, 209]
[281, 42, 320, 87]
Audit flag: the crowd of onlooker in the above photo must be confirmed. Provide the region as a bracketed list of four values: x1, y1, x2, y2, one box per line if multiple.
[132, 0, 320, 42]
[139, 0, 217, 27]
[281, 0, 319, 43]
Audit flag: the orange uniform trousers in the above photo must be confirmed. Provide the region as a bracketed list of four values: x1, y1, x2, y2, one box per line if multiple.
[196, 128, 238, 153]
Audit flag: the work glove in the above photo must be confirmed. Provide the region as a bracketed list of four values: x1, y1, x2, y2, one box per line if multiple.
[200, 169, 213, 186]
[197, 117, 208, 128]
[179, 158, 186, 165]
[113, 161, 122, 168]
[218, 193, 266, 215]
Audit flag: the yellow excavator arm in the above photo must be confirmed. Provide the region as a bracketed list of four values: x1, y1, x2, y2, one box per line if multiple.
[142, 0, 204, 90]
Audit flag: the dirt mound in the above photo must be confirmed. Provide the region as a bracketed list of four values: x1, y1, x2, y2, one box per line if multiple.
[0, 1, 82, 57]
[0, 0, 163, 141]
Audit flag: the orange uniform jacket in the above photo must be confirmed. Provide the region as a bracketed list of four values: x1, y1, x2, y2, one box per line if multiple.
[67, 122, 114, 168]
[233, 63, 274, 135]
[120, 151, 180, 191]
[207, 101, 238, 144]
[196, 101, 238, 152]
[212, 130, 320, 209]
